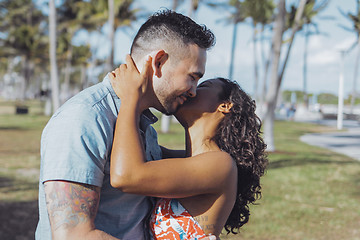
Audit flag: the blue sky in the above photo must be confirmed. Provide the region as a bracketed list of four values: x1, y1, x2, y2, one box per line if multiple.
[74, 0, 359, 98]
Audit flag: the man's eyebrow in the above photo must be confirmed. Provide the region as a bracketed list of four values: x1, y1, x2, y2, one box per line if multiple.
[192, 72, 204, 79]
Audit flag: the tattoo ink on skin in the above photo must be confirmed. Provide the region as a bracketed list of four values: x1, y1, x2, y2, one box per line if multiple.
[45, 182, 99, 231]
[194, 215, 216, 232]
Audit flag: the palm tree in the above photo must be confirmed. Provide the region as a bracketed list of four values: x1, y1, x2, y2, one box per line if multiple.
[227, 0, 246, 80]
[57, 0, 107, 102]
[0, 0, 48, 102]
[262, 0, 286, 152]
[300, 0, 330, 109]
[208, 0, 246, 79]
[105, 0, 138, 72]
[242, 0, 275, 102]
[49, 0, 60, 112]
[72, 45, 92, 90]
[253, 1, 275, 108]
[262, 0, 307, 151]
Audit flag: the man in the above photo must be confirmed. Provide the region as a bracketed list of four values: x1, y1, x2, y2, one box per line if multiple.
[35, 10, 215, 239]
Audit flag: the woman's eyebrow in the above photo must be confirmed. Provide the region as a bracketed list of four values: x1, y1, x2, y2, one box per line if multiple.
[198, 81, 213, 87]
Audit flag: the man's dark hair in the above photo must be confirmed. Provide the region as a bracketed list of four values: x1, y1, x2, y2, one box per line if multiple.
[130, 9, 215, 62]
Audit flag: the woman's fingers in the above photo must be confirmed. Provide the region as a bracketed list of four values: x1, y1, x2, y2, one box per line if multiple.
[108, 72, 115, 80]
[110, 54, 152, 98]
[119, 64, 127, 73]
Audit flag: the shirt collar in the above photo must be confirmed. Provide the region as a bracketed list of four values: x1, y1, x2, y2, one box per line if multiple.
[102, 74, 119, 100]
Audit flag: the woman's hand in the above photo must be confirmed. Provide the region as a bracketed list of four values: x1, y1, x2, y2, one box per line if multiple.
[109, 54, 152, 105]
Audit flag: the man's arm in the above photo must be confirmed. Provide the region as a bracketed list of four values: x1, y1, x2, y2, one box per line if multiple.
[44, 180, 119, 240]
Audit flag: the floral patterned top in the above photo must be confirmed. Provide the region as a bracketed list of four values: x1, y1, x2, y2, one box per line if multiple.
[150, 198, 207, 240]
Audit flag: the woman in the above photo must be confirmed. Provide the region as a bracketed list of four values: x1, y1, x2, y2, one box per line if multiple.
[109, 56, 268, 239]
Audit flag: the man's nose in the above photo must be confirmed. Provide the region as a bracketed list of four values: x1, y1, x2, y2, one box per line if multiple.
[187, 84, 197, 98]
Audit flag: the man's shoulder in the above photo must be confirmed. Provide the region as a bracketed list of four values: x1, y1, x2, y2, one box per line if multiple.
[45, 81, 118, 133]
[58, 82, 115, 116]
[67, 81, 112, 109]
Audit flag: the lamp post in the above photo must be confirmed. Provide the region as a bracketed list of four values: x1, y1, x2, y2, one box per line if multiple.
[337, 50, 345, 130]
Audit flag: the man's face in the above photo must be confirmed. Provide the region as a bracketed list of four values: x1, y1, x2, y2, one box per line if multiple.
[154, 44, 207, 115]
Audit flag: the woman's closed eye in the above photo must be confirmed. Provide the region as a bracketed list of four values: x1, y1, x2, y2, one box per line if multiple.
[197, 82, 212, 89]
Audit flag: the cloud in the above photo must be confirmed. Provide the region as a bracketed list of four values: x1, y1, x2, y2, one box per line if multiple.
[334, 35, 357, 51]
[308, 49, 338, 65]
[307, 36, 357, 66]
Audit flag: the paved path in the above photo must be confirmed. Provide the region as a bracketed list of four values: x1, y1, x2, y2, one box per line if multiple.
[300, 119, 360, 161]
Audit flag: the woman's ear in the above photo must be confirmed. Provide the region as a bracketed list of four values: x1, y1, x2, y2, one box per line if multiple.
[218, 102, 233, 114]
[153, 50, 169, 78]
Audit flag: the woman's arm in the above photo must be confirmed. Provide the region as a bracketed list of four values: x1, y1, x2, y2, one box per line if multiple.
[111, 149, 235, 198]
[109, 55, 236, 199]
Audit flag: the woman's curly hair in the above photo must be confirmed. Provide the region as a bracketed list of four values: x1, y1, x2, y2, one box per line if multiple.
[211, 77, 268, 234]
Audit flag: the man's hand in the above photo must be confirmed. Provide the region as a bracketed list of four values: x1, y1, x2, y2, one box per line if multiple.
[44, 180, 119, 240]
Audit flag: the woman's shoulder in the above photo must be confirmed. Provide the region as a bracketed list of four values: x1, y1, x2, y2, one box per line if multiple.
[198, 150, 234, 162]
[194, 151, 236, 174]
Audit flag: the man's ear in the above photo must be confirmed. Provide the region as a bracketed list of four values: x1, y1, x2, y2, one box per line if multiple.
[153, 50, 169, 78]
[218, 102, 233, 114]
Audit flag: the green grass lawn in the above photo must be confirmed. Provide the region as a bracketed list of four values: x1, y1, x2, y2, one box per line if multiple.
[1, 101, 360, 239]
[229, 121, 360, 240]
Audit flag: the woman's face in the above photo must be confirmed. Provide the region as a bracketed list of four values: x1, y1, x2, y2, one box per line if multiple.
[174, 78, 225, 126]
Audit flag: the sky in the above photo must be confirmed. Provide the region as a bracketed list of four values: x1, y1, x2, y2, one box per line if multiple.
[74, 0, 359, 98]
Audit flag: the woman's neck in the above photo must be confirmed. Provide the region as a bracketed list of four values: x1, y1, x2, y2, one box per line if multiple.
[185, 120, 220, 156]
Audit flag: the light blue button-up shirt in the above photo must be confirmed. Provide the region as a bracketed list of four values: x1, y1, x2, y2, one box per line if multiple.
[35, 75, 162, 240]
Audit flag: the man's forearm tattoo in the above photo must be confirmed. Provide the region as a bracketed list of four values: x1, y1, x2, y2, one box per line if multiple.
[45, 181, 100, 231]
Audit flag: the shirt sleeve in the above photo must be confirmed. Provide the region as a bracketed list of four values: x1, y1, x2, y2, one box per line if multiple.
[40, 103, 112, 187]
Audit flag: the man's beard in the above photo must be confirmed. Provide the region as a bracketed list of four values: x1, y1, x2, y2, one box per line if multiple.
[155, 79, 181, 115]
[161, 94, 181, 115]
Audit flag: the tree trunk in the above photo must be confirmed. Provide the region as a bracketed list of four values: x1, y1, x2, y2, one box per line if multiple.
[263, 0, 286, 152]
[20, 56, 29, 101]
[278, 0, 307, 84]
[350, 39, 360, 113]
[172, 0, 179, 10]
[161, 115, 171, 133]
[49, 0, 60, 112]
[229, 22, 238, 79]
[303, 25, 309, 108]
[20, 55, 35, 101]
[252, 25, 259, 102]
[80, 63, 87, 90]
[263, 0, 307, 151]
[188, 0, 198, 19]
[62, 42, 73, 103]
[259, 25, 272, 116]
